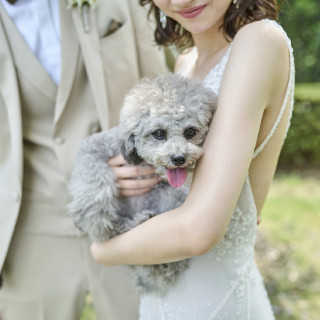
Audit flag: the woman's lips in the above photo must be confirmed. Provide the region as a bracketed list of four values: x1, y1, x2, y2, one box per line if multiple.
[176, 5, 206, 19]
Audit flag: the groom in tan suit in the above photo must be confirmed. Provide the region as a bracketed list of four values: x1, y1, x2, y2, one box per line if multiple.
[0, 0, 167, 319]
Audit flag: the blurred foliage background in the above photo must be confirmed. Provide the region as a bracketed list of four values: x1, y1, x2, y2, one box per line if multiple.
[277, 0, 320, 171]
[279, 0, 320, 83]
[278, 83, 320, 169]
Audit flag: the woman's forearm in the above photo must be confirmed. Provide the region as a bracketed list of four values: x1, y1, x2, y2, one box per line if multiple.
[90, 207, 194, 267]
[90, 202, 216, 267]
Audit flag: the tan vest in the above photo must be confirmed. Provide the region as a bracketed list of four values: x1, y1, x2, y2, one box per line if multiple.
[0, 0, 167, 271]
[0, 2, 99, 235]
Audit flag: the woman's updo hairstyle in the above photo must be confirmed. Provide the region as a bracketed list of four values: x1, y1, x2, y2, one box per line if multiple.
[139, 0, 281, 50]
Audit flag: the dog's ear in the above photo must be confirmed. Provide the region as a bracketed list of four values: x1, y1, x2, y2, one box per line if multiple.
[120, 134, 144, 165]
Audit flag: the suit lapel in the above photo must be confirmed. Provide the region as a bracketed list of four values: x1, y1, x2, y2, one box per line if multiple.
[71, 4, 110, 129]
[0, 5, 23, 186]
[54, 0, 80, 125]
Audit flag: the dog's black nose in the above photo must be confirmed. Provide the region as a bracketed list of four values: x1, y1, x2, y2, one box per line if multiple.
[171, 154, 186, 166]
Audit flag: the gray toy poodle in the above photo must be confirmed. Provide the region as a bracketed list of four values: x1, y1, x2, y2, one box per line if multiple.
[68, 73, 217, 295]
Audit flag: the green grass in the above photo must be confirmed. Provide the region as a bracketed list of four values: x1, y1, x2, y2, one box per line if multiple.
[256, 173, 320, 320]
[80, 295, 96, 320]
[81, 173, 320, 320]
[295, 83, 320, 102]
[261, 174, 320, 261]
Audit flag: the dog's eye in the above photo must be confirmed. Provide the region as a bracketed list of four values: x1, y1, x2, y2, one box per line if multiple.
[184, 128, 197, 139]
[152, 129, 166, 140]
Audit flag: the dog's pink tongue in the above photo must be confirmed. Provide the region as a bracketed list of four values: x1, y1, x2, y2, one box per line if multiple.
[166, 168, 187, 188]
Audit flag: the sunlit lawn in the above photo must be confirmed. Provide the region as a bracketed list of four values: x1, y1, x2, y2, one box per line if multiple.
[256, 172, 320, 320]
[81, 173, 320, 320]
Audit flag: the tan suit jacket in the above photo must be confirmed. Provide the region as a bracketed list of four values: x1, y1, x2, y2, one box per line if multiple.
[0, 0, 167, 273]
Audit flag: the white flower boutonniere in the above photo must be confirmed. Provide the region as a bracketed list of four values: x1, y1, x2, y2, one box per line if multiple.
[68, 0, 98, 33]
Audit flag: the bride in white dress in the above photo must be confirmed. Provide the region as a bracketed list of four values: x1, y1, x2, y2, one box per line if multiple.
[91, 0, 294, 319]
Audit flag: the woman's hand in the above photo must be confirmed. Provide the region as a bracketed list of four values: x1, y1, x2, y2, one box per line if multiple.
[257, 216, 261, 225]
[108, 154, 160, 196]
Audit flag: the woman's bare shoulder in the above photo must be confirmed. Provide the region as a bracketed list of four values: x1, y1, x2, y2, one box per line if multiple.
[226, 19, 290, 93]
[234, 19, 289, 54]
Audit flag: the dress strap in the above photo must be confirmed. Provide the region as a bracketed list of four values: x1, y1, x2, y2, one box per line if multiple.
[252, 20, 295, 159]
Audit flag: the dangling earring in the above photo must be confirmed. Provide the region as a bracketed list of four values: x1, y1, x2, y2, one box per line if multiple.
[159, 10, 167, 29]
[233, 0, 240, 9]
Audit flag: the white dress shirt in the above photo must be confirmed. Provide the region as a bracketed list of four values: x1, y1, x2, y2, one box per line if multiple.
[1, 0, 61, 84]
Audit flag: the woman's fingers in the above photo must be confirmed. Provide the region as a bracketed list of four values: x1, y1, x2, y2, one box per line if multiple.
[108, 154, 126, 167]
[112, 165, 156, 179]
[119, 187, 153, 197]
[118, 175, 160, 193]
[108, 154, 161, 196]
[108, 155, 156, 178]
[257, 216, 261, 225]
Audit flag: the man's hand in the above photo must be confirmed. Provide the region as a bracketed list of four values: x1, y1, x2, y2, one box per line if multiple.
[108, 155, 160, 196]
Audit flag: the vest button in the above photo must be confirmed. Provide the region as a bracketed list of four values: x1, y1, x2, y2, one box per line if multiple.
[55, 137, 65, 145]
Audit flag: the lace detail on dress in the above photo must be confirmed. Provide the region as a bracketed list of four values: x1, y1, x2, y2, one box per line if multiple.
[177, 45, 233, 96]
[203, 45, 233, 95]
[209, 263, 255, 320]
[205, 175, 264, 320]
[210, 203, 256, 263]
[210, 175, 257, 261]
[252, 19, 295, 159]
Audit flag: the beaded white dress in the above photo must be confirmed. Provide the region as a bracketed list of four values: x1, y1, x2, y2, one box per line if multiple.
[139, 20, 295, 320]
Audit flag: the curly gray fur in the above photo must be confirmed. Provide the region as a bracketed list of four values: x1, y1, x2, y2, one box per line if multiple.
[68, 73, 217, 295]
